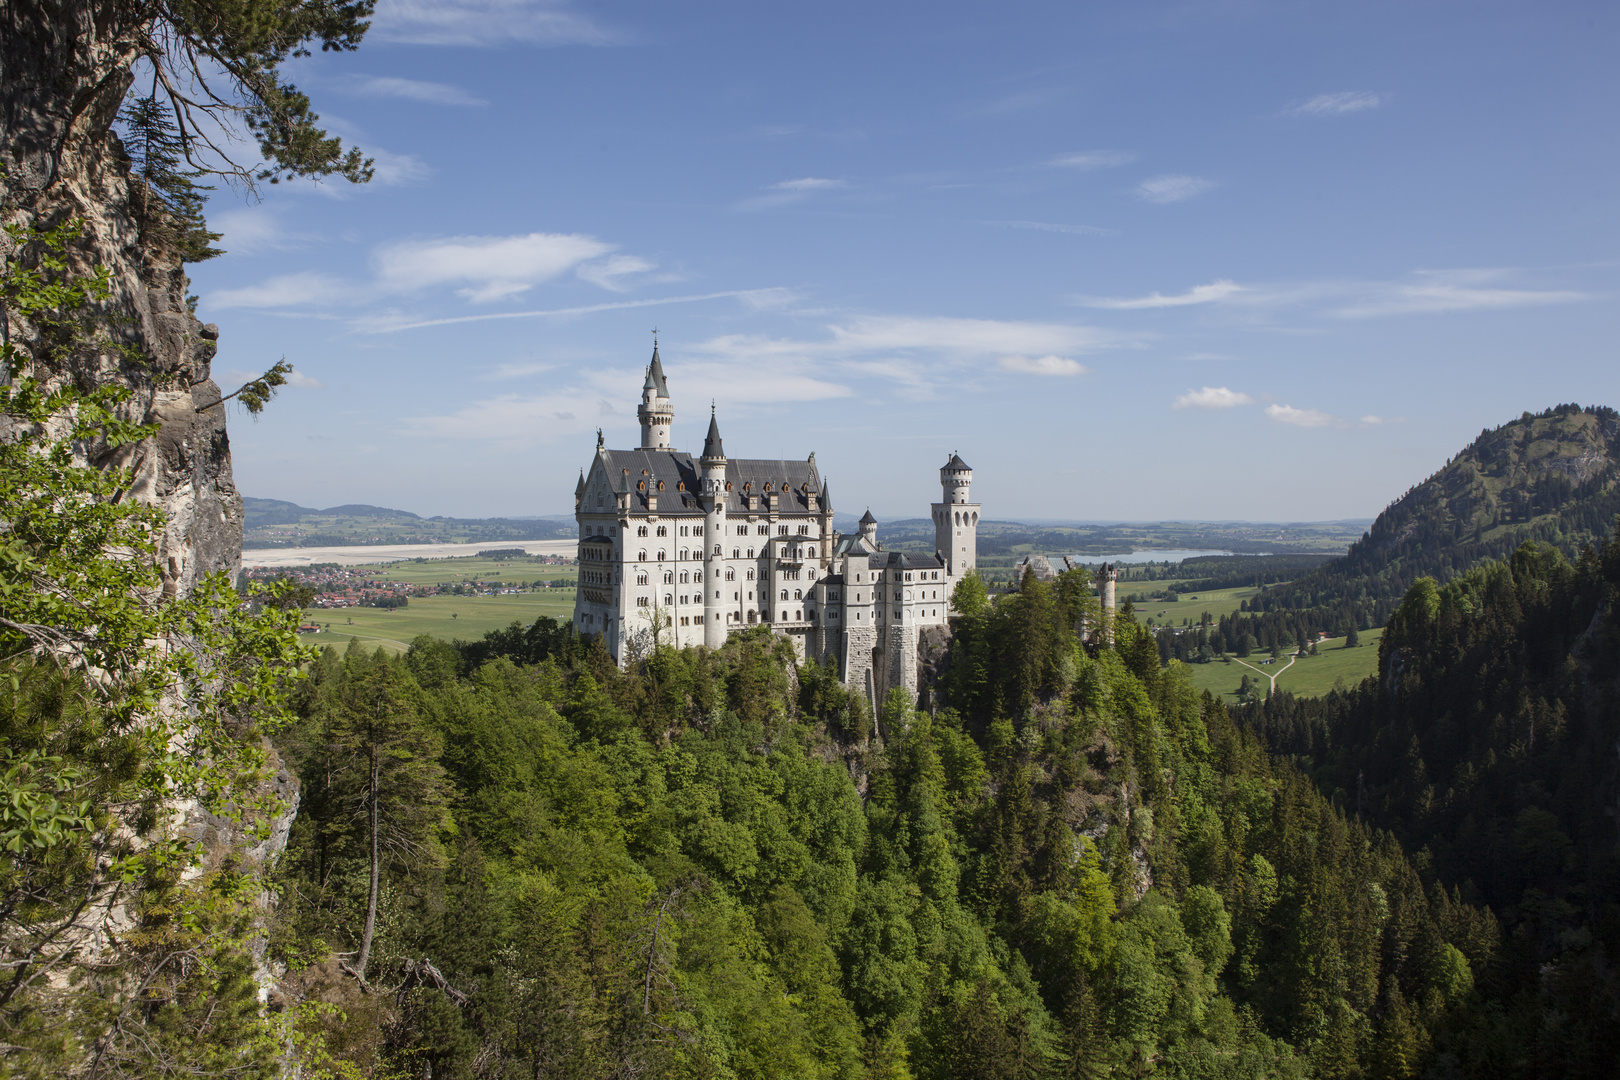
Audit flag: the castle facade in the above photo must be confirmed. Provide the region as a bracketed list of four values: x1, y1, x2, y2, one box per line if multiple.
[572, 345, 980, 703]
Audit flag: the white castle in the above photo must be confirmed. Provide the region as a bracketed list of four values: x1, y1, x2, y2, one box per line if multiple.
[573, 344, 980, 703]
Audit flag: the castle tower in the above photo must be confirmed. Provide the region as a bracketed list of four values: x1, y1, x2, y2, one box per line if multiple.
[858, 508, 878, 547]
[637, 342, 674, 450]
[700, 407, 728, 648]
[932, 452, 980, 581]
[1095, 563, 1118, 643]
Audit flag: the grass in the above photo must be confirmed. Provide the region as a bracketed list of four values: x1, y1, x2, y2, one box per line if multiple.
[1128, 585, 1262, 628]
[1176, 628, 1384, 704]
[300, 555, 578, 655]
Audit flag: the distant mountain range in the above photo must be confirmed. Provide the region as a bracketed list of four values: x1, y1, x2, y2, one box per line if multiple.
[242, 498, 576, 548]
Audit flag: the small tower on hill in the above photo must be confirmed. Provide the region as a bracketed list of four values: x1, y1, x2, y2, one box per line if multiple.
[1095, 563, 1118, 643]
[700, 407, 728, 649]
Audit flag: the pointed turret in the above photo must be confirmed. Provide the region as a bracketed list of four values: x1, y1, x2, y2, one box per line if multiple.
[702, 407, 726, 461]
[820, 478, 831, 510]
[637, 341, 674, 450]
[859, 508, 878, 547]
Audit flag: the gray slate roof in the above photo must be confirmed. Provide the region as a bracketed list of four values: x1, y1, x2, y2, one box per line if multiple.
[598, 448, 823, 516]
[644, 345, 669, 397]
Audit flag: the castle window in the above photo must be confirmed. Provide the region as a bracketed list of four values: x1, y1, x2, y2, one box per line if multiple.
[808, 546, 816, 557]
[636, 573, 648, 585]
[725, 482, 732, 491]
[732, 548, 741, 559]
[736, 525, 746, 535]
[747, 548, 755, 559]
[713, 544, 722, 556]
[680, 571, 689, 583]
[657, 481, 665, 491]
[808, 568, 816, 579]
[638, 526, 648, 537]
[693, 525, 703, 536]
[636, 596, 649, 607]
[757, 525, 768, 536]
[743, 482, 751, 492]
[798, 525, 809, 534]
[794, 589, 802, 600]
[778, 525, 788, 535]
[680, 617, 689, 626]
[746, 569, 755, 580]
[677, 482, 686, 491]
[656, 526, 667, 537]
[638, 550, 646, 562]
[663, 572, 673, 584]
[638, 481, 645, 492]
[971, 513, 978, 525]
[680, 549, 688, 560]
[795, 610, 801, 621]
[780, 590, 788, 601]
[725, 569, 735, 581]
[657, 550, 666, 562]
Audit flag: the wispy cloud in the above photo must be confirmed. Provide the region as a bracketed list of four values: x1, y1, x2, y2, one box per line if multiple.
[999, 355, 1087, 376]
[210, 209, 320, 255]
[1173, 386, 1253, 410]
[210, 272, 354, 310]
[737, 176, 848, 210]
[367, 147, 434, 187]
[1333, 271, 1587, 317]
[373, 232, 614, 302]
[994, 220, 1117, 236]
[1085, 279, 1244, 310]
[358, 290, 788, 333]
[1266, 403, 1337, 428]
[1051, 150, 1135, 170]
[1136, 174, 1215, 203]
[371, 0, 615, 46]
[575, 255, 658, 292]
[1288, 91, 1385, 117]
[345, 75, 487, 106]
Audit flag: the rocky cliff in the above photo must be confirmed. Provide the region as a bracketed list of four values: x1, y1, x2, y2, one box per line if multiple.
[2, 1, 242, 594]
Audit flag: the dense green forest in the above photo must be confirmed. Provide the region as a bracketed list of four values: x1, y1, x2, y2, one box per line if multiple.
[249, 555, 1566, 1079]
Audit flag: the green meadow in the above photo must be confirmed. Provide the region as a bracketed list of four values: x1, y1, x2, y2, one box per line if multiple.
[1176, 627, 1384, 704]
[1129, 585, 1261, 627]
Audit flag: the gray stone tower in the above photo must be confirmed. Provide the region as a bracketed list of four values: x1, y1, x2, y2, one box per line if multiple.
[1095, 563, 1118, 642]
[932, 452, 980, 581]
[637, 342, 673, 450]
[699, 408, 728, 648]
[858, 508, 878, 547]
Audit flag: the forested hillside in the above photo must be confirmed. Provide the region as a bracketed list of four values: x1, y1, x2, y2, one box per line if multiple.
[264, 569, 1510, 1079]
[1207, 404, 1620, 654]
[1240, 534, 1620, 1077]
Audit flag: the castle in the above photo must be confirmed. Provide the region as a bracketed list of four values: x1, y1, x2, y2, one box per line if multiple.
[573, 344, 980, 703]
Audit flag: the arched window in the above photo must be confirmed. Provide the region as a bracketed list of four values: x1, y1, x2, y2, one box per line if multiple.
[953, 511, 960, 526]
[747, 547, 755, 558]
[637, 481, 645, 492]
[794, 589, 802, 600]
[657, 481, 665, 491]
[664, 593, 673, 605]
[971, 512, 978, 525]
[713, 544, 722, 556]
[656, 526, 667, 537]
[638, 525, 648, 537]
[638, 550, 646, 562]
[808, 546, 816, 557]
[680, 571, 689, 583]
[746, 569, 755, 580]
[657, 550, 666, 562]
[663, 571, 673, 584]
[636, 573, 648, 585]
[732, 547, 741, 559]
[725, 569, 735, 581]
[780, 590, 788, 601]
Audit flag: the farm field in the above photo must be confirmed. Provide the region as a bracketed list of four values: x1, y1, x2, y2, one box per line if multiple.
[1176, 628, 1384, 704]
[302, 592, 576, 654]
[1129, 585, 1261, 627]
[319, 554, 577, 587]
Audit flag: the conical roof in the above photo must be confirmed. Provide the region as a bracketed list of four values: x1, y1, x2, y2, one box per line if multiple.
[859, 508, 877, 525]
[575, 469, 585, 495]
[702, 408, 725, 459]
[644, 343, 669, 396]
[945, 452, 971, 471]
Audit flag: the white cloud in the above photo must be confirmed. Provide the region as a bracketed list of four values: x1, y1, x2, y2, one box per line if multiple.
[1051, 150, 1135, 170]
[1266, 403, 1337, 427]
[1136, 175, 1215, 203]
[999, 355, 1087, 376]
[575, 254, 657, 292]
[367, 147, 434, 187]
[373, 232, 614, 302]
[208, 272, 353, 310]
[347, 75, 486, 106]
[738, 177, 848, 210]
[219, 367, 325, 389]
[1333, 272, 1587, 317]
[1173, 386, 1253, 410]
[371, 0, 614, 46]
[211, 210, 318, 255]
[1289, 91, 1385, 117]
[827, 314, 1120, 358]
[1086, 279, 1245, 310]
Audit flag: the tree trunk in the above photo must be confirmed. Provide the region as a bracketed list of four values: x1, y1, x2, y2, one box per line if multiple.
[356, 740, 381, 979]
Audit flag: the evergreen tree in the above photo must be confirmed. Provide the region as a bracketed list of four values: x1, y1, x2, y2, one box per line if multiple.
[117, 95, 224, 263]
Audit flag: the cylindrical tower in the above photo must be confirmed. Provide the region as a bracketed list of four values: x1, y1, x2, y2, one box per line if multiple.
[637, 342, 674, 450]
[940, 452, 973, 504]
[1095, 562, 1118, 644]
[700, 408, 728, 648]
[932, 452, 980, 580]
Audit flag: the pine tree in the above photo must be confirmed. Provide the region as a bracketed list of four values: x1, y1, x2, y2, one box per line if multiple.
[117, 95, 223, 264]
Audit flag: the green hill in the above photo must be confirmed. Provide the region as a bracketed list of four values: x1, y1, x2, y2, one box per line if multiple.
[1243, 403, 1620, 635]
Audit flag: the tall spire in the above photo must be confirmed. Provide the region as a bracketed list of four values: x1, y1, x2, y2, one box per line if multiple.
[644, 340, 669, 397]
[702, 404, 725, 460]
[637, 339, 674, 450]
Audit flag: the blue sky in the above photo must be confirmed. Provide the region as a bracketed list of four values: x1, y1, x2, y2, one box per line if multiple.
[191, 0, 1620, 522]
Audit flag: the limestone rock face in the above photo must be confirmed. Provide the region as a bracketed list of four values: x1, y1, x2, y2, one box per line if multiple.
[2, 0, 243, 594]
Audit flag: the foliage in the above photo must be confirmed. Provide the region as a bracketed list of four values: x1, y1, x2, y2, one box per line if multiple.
[0, 221, 312, 1074]
[116, 94, 224, 263]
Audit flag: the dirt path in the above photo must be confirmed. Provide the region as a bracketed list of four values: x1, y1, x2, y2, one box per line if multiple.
[1232, 653, 1296, 694]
